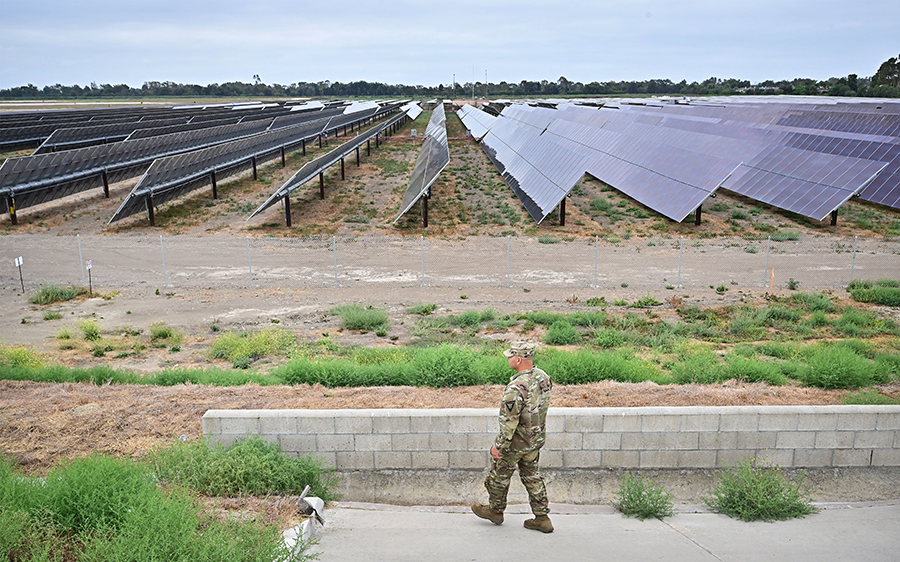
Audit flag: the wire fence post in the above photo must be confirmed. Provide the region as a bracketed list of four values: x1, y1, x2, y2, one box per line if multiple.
[77, 234, 85, 284]
[333, 235, 338, 286]
[159, 235, 168, 288]
[420, 235, 425, 287]
[593, 235, 599, 288]
[246, 237, 253, 281]
[506, 235, 511, 287]
[763, 235, 771, 288]
[849, 235, 858, 283]
[677, 236, 684, 288]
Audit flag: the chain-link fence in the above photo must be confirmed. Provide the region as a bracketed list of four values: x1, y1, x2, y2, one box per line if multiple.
[3, 234, 898, 293]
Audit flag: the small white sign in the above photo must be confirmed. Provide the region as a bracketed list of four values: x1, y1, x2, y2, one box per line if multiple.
[85, 260, 92, 270]
[411, 129, 417, 137]
[14, 256, 23, 267]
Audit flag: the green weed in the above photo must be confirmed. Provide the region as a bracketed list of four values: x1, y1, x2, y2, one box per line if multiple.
[331, 304, 389, 332]
[29, 285, 88, 305]
[612, 473, 674, 520]
[704, 458, 818, 522]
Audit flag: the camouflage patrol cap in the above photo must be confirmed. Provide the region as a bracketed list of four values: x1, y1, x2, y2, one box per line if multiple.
[504, 341, 535, 358]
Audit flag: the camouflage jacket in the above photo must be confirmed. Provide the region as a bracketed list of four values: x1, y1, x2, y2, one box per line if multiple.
[493, 367, 552, 455]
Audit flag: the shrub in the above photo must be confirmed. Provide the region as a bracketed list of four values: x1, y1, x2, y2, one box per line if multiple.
[537, 236, 561, 244]
[670, 351, 725, 384]
[42, 310, 63, 320]
[585, 296, 607, 307]
[331, 304, 389, 331]
[593, 328, 625, 348]
[842, 389, 900, 405]
[0, 345, 44, 370]
[722, 356, 787, 386]
[848, 281, 900, 306]
[408, 345, 484, 387]
[544, 320, 579, 345]
[29, 285, 88, 305]
[704, 458, 818, 521]
[612, 473, 674, 520]
[79, 318, 101, 341]
[406, 303, 438, 315]
[149, 436, 337, 499]
[590, 198, 612, 212]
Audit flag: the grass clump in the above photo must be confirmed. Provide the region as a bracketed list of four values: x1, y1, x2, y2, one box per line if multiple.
[847, 279, 900, 307]
[612, 473, 674, 520]
[149, 436, 337, 499]
[704, 458, 818, 521]
[149, 322, 183, 345]
[28, 285, 88, 305]
[544, 320, 579, 345]
[800, 345, 891, 389]
[406, 303, 438, 315]
[210, 327, 296, 368]
[43, 310, 63, 320]
[331, 304, 389, 332]
[842, 389, 900, 405]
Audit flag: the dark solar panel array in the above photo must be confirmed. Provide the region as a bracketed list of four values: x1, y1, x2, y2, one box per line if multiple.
[249, 111, 408, 220]
[394, 104, 450, 223]
[464, 99, 898, 224]
[33, 116, 193, 154]
[0, 120, 272, 215]
[123, 117, 244, 140]
[109, 119, 330, 223]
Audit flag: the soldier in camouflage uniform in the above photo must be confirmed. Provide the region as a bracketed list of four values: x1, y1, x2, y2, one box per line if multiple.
[472, 341, 554, 533]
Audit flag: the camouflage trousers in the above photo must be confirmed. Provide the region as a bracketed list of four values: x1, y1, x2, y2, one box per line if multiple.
[484, 449, 549, 516]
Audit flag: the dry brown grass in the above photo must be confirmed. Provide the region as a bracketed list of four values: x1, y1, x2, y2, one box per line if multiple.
[0, 379, 847, 475]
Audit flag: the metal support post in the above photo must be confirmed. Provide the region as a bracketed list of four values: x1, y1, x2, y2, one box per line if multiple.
[7, 196, 16, 225]
[340, 157, 345, 180]
[147, 194, 155, 226]
[302, 139, 306, 156]
[367, 139, 371, 156]
[101, 169, 110, 198]
[849, 236, 858, 282]
[251, 156, 258, 181]
[281, 146, 286, 167]
[211, 170, 218, 199]
[318, 135, 322, 148]
[356, 147, 360, 166]
[284, 195, 292, 227]
[422, 194, 428, 227]
[319, 172, 325, 199]
[559, 197, 566, 226]
[831, 209, 839, 226]
[694, 204, 702, 225]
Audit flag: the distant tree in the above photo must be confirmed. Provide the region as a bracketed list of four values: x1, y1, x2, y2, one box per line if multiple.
[872, 54, 899, 88]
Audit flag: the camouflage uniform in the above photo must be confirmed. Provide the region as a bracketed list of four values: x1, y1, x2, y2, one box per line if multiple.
[485, 360, 553, 516]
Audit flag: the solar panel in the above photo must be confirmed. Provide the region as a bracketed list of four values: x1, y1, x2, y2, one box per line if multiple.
[394, 104, 450, 223]
[456, 104, 497, 141]
[249, 112, 408, 221]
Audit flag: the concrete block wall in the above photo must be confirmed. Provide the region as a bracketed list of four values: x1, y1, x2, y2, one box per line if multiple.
[202, 405, 900, 470]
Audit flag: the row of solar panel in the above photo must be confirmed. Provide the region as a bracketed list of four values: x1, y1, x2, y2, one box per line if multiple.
[458, 99, 898, 224]
[394, 103, 450, 223]
[111, 103, 408, 224]
[1, 103, 403, 217]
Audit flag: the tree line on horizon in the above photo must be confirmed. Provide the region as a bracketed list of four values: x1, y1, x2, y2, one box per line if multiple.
[2, 55, 897, 101]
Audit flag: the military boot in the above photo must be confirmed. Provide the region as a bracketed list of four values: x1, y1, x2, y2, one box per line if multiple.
[471, 503, 504, 525]
[523, 515, 553, 533]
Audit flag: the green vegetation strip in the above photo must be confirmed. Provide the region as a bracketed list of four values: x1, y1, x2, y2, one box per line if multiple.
[1, 436, 330, 561]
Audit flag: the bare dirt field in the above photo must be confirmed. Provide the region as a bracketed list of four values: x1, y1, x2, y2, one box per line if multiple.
[2, 107, 899, 484]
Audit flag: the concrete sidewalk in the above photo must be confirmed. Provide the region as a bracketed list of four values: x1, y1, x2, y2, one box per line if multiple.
[309, 501, 900, 562]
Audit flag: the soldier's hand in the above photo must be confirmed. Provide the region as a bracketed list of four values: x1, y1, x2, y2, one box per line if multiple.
[490, 446, 502, 459]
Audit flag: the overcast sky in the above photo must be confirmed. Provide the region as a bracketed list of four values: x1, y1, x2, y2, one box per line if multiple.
[1, 0, 898, 90]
